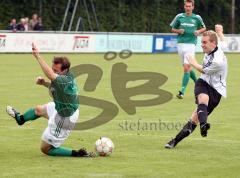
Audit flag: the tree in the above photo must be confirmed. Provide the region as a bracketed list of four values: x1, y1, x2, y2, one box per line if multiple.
[0, 0, 238, 33]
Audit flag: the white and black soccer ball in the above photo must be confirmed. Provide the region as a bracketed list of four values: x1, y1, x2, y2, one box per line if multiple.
[95, 137, 114, 156]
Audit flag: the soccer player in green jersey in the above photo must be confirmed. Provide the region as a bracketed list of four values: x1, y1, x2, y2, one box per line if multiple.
[170, 0, 206, 99]
[6, 43, 94, 157]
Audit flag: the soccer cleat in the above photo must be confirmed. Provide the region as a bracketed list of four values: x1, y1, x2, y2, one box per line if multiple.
[200, 123, 210, 137]
[165, 138, 176, 149]
[176, 91, 184, 99]
[77, 148, 96, 157]
[6, 106, 24, 125]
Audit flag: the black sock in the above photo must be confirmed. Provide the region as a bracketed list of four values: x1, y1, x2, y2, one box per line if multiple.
[17, 115, 25, 125]
[19, 115, 25, 122]
[197, 104, 208, 126]
[71, 150, 79, 157]
[174, 120, 197, 145]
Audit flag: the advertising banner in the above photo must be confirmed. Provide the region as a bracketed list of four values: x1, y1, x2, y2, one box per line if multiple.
[152, 35, 177, 53]
[153, 35, 240, 53]
[1, 32, 240, 53]
[0, 33, 95, 53]
[95, 34, 153, 53]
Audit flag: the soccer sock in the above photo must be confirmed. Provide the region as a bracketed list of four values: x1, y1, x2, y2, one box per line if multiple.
[180, 72, 190, 94]
[20, 108, 40, 122]
[197, 104, 208, 125]
[174, 120, 197, 145]
[48, 147, 73, 157]
[190, 70, 197, 82]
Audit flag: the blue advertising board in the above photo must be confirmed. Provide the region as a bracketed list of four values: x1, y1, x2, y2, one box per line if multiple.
[152, 35, 177, 53]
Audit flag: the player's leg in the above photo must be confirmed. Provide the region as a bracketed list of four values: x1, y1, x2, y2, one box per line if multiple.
[41, 140, 72, 156]
[40, 140, 93, 157]
[194, 78, 213, 137]
[6, 104, 48, 125]
[165, 78, 206, 148]
[165, 110, 198, 149]
[41, 103, 95, 157]
[177, 44, 191, 99]
[180, 64, 191, 96]
[196, 93, 211, 137]
[197, 83, 222, 137]
[165, 80, 222, 148]
[190, 69, 197, 82]
[189, 45, 197, 82]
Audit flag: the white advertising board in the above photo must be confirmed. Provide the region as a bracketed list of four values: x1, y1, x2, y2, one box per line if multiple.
[0, 33, 95, 53]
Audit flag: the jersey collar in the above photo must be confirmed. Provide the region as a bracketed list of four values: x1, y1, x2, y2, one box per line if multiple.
[208, 46, 218, 56]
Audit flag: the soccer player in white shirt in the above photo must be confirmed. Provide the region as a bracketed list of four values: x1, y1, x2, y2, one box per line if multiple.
[165, 30, 227, 148]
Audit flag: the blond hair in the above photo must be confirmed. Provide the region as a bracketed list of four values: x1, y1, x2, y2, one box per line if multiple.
[202, 30, 218, 45]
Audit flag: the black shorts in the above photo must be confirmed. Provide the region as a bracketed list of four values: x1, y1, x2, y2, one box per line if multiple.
[194, 78, 221, 115]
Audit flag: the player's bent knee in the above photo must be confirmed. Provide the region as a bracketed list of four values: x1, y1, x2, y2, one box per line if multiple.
[40, 146, 49, 155]
[40, 144, 51, 155]
[197, 94, 209, 105]
[183, 65, 191, 72]
[40, 142, 52, 155]
[35, 105, 45, 116]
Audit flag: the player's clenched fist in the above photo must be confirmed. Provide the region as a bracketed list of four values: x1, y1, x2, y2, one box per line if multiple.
[36, 76, 45, 85]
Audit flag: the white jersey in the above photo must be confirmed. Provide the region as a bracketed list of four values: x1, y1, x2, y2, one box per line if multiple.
[200, 47, 227, 97]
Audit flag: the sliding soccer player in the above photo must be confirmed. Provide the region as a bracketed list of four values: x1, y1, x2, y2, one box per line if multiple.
[6, 43, 94, 157]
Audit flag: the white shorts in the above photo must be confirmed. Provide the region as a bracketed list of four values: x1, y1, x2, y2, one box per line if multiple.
[41, 102, 79, 148]
[177, 43, 196, 65]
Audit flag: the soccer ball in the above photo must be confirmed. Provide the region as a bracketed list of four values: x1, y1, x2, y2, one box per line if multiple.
[95, 137, 114, 156]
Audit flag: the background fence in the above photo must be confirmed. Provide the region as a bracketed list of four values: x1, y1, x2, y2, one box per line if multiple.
[0, 31, 240, 53]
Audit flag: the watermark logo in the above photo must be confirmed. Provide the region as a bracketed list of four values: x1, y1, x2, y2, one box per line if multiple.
[119, 119, 184, 132]
[60, 50, 173, 130]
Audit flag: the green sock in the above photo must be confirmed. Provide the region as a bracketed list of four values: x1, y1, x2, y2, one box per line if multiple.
[180, 72, 190, 94]
[22, 108, 40, 122]
[190, 70, 197, 82]
[48, 147, 73, 156]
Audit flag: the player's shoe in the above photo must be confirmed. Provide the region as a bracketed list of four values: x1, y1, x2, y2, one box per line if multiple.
[77, 148, 96, 157]
[200, 123, 210, 137]
[176, 91, 184, 99]
[6, 106, 24, 125]
[165, 138, 176, 149]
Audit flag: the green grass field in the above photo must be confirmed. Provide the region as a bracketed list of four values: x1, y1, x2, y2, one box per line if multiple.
[0, 53, 239, 178]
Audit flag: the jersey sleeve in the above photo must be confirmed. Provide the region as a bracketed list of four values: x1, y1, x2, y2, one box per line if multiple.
[170, 14, 180, 29]
[196, 15, 206, 29]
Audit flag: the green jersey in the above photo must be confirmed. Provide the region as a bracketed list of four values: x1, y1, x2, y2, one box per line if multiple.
[50, 72, 79, 117]
[170, 13, 205, 45]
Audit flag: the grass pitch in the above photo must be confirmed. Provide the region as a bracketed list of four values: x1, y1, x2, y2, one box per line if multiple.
[0, 53, 239, 178]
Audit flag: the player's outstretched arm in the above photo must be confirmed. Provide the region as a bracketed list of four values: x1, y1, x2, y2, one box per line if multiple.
[215, 24, 225, 41]
[32, 43, 57, 81]
[187, 54, 204, 73]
